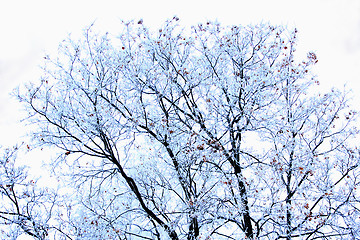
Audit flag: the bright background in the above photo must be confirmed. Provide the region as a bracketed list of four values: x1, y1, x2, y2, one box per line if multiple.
[0, 0, 359, 238]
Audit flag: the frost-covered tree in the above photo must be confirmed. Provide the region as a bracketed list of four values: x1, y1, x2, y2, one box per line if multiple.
[16, 18, 360, 239]
[0, 145, 65, 239]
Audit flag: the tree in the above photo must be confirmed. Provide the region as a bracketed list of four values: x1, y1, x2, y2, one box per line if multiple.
[16, 18, 360, 239]
[0, 145, 62, 239]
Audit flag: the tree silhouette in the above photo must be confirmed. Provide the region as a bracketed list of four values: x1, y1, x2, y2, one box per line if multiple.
[16, 18, 360, 239]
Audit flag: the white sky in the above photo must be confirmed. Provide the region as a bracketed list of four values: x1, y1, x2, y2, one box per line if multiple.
[0, 1, 359, 239]
[0, 0, 359, 148]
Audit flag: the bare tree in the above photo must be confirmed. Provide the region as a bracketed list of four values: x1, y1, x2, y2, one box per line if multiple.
[16, 18, 360, 239]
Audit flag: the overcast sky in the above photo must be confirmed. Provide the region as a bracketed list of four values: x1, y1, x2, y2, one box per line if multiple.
[0, 0, 360, 147]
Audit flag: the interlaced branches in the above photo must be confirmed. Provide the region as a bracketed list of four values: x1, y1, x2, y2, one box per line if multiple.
[15, 18, 360, 239]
